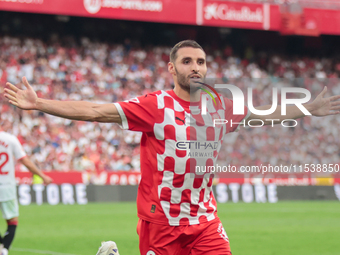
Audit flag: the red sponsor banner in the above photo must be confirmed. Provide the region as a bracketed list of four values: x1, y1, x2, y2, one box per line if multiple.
[15, 171, 83, 185]
[280, 10, 321, 36]
[15, 171, 339, 186]
[0, 0, 195, 25]
[15, 171, 141, 185]
[82, 171, 141, 185]
[199, 0, 281, 31]
[0, 0, 281, 31]
[334, 178, 340, 185]
[2, 0, 340, 35]
[218, 173, 340, 186]
[304, 8, 340, 36]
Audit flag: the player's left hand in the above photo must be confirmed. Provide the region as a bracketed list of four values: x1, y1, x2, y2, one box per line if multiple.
[42, 175, 53, 185]
[309, 87, 340, 116]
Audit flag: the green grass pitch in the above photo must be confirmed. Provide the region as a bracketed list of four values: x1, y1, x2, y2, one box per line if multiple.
[0, 201, 339, 255]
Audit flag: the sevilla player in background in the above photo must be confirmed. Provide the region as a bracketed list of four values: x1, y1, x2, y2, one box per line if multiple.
[0, 120, 52, 255]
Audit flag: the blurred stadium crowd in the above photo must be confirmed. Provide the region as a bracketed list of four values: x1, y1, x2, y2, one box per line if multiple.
[0, 35, 339, 173]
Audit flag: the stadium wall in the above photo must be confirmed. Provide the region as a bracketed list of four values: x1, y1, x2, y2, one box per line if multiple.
[16, 184, 340, 205]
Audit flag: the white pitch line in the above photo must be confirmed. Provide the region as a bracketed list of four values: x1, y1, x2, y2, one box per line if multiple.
[12, 247, 79, 255]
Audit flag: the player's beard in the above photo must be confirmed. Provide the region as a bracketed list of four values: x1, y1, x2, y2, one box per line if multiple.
[174, 66, 202, 93]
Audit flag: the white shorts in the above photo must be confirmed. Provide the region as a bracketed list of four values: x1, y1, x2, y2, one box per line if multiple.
[0, 199, 19, 220]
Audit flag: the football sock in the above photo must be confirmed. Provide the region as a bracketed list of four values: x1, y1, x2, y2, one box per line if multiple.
[0, 232, 2, 243]
[3, 221, 17, 250]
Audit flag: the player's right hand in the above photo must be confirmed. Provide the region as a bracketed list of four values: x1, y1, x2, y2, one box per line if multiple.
[4, 76, 38, 110]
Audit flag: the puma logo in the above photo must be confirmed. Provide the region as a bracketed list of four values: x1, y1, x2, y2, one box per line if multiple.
[175, 116, 186, 125]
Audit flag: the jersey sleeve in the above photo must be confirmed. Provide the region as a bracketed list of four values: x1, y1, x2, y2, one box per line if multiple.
[114, 94, 158, 132]
[224, 97, 250, 133]
[12, 136, 26, 160]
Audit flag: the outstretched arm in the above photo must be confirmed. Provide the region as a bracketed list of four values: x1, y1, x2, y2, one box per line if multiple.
[247, 87, 340, 125]
[4, 77, 122, 124]
[19, 156, 53, 185]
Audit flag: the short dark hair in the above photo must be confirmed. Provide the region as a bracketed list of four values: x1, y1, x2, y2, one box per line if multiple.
[170, 40, 204, 62]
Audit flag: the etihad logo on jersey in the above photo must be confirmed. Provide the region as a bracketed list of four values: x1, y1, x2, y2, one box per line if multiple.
[176, 141, 218, 151]
[83, 0, 163, 14]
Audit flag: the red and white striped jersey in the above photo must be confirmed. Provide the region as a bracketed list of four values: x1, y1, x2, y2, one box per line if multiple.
[114, 90, 249, 226]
